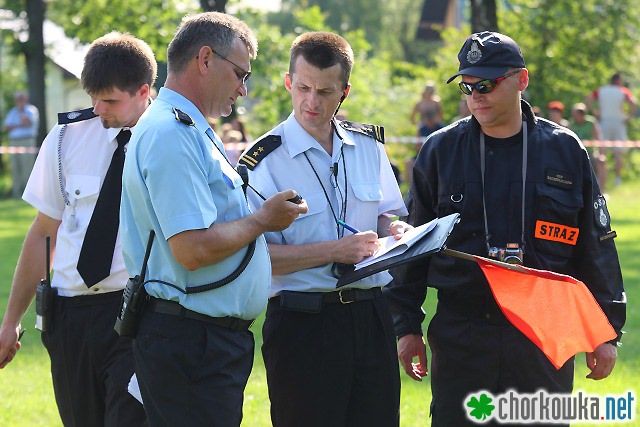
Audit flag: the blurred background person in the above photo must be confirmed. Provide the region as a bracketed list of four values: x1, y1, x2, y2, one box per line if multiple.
[547, 101, 569, 127]
[585, 72, 637, 187]
[570, 102, 606, 192]
[3, 91, 39, 198]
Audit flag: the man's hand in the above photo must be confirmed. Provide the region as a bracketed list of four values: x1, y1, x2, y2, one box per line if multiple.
[256, 190, 308, 232]
[585, 342, 617, 380]
[332, 231, 380, 264]
[0, 324, 22, 369]
[389, 220, 413, 240]
[398, 334, 428, 381]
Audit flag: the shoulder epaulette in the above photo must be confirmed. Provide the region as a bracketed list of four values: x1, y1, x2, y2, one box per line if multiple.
[57, 107, 97, 125]
[238, 135, 282, 170]
[173, 108, 194, 126]
[339, 120, 385, 143]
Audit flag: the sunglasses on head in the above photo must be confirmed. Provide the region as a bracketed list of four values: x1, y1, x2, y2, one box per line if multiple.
[458, 70, 521, 95]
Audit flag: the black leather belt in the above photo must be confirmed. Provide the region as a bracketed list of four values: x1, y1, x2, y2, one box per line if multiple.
[322, 287, 382, 304]
[145, 297, 254, 331]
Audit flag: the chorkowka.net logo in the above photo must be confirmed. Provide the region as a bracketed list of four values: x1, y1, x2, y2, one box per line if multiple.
[464, 390, 635, 424]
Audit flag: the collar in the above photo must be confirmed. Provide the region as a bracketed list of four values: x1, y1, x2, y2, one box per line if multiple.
[282, 112, 354, 159]
[156, 87, 211, 134]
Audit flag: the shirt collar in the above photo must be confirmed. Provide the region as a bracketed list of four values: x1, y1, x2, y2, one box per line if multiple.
[283, 112, 355, 159]
[156, 87, 211, 135]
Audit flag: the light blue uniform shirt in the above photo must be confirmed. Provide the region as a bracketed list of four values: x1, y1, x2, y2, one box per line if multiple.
[121, 87, 270, 319]
[244, 113, 407, 297]
[4, 104, 39, 139]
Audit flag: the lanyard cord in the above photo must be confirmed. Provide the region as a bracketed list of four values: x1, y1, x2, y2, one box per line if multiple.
[480, 121, 527, 252]
[301, 121, 348, 240]
[303, 151, 344, 239]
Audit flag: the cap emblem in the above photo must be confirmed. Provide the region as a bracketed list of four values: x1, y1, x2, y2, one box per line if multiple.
[467, 41, 482, 64]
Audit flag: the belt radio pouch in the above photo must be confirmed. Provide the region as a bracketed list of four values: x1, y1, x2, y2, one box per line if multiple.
[279, 291, 323, 313]
[35, 236, 56, 332]
[114, 231, 154, 338]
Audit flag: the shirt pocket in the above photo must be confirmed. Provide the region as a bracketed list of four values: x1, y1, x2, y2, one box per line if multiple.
[66, 174, 100, 203]
[279, 191, 328, 244]
[533, 183, 583, 258]
[350, 183, 383, 231]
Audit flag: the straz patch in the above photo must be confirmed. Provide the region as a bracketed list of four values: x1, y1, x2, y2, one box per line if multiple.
[535, 220, 579, 245]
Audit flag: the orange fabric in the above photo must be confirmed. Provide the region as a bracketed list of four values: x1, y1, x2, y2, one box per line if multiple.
[474, 256, 617, 369]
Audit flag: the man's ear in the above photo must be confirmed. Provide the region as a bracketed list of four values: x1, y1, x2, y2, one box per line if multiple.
[519, 69, 529, 91]
[197, 46, 212, 74]
[285, 73, 292, 92]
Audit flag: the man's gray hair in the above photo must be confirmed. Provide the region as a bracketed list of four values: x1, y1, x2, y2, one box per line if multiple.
[167, 12, 257, 75]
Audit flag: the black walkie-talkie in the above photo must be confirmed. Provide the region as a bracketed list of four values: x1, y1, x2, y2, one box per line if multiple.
[35, 236, 56, 332]
[114, 231, 154, 338]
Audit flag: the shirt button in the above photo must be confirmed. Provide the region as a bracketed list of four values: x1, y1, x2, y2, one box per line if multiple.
[75, 189, 80, 195]
[93, 287, 100, 292]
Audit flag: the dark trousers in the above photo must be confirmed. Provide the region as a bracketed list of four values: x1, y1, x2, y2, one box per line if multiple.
[133, 309, 254, 427]
[41, 291, 147, 427]
[428, 302, 574, 427]
[262, 293, 400, 427]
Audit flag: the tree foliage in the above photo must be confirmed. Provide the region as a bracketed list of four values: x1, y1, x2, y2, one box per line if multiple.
[44, 0, 185, 62]
[500, 0, 640, 136]
[2, 0, 640, 146]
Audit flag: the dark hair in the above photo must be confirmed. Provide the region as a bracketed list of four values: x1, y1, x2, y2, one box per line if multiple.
[289, 32, 354, 88]
[611, 72, 623, 84]
[81, 32, 157, 96]
[167, 12, 257, 75]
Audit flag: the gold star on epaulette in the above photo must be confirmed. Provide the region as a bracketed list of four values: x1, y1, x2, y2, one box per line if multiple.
[338, 120, 385, 143]
[238, 135, 282, 170]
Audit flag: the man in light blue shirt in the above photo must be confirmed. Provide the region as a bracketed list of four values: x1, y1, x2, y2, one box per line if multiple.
[3, 91, 39, 197]
[120, 12, 306, 426]
[239, 31, 409, 427]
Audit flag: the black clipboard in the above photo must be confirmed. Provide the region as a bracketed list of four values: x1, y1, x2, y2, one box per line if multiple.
[336, 213, 460, 288]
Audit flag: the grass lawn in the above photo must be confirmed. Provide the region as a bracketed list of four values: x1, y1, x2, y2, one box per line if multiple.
[0, 178, 638, 426]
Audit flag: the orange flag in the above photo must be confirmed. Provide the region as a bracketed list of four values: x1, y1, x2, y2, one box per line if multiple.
[474, 256, 617, 369]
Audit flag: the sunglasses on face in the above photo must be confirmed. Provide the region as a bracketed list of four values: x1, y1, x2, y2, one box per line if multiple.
[458, 70, 521, 95]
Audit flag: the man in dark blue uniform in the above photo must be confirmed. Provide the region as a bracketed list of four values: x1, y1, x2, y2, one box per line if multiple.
[385, 32, 626, 427]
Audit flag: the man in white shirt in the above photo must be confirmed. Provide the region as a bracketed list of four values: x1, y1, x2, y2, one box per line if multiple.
[585, 72, 637, 187]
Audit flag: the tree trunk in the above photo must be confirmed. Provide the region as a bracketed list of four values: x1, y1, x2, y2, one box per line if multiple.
[200, 0, 227, 12]
[24, 0, 47, 145]
[470, 0, 498, 33]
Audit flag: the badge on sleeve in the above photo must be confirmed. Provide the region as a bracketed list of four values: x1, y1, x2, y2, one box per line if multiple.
[593, 195, 610, 230]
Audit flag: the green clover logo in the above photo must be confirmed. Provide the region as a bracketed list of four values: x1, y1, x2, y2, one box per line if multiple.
[466, 392, 495, 421]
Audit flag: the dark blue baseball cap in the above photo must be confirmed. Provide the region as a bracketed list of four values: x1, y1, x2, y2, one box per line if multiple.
[447, 31, 525, 84]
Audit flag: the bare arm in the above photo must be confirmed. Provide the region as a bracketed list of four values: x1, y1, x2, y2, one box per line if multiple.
[0, 212, 60, 368]
[168, 190, 307, 271]
[584, 93, 599, 119]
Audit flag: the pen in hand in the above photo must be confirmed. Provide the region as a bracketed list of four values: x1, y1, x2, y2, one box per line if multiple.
[337, 219, 360, 234]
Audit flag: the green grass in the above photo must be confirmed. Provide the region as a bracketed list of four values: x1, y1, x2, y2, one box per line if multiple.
[1, 176, 638, 426]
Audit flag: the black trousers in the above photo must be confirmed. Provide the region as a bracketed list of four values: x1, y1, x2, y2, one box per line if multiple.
[133, 309, 254, 427]
[41, 291, 146, 427]
[428, 301, 574, 427]
[262, 293, 400, 427]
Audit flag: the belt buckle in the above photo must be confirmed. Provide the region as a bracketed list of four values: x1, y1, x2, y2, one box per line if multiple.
[338, 289, 354, 304]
